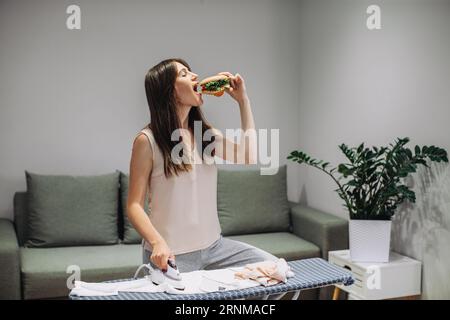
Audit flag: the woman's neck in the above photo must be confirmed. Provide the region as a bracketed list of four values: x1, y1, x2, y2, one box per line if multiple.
[178, 105, 191, 130]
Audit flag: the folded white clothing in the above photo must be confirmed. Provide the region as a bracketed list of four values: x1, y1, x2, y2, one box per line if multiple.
[70, 278, 152, 297]
[69, 267, 261, 297]
[198, 268, 260, 293]
[70, 286, 119, 297]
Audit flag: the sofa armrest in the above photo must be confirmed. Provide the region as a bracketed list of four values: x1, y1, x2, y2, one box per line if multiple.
[0, 218, 21, 299]
[290, 203, 348, 259]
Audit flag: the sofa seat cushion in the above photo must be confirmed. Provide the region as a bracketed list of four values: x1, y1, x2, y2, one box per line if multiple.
[20, 244, 142, 300]
[226, 232, 321, 261]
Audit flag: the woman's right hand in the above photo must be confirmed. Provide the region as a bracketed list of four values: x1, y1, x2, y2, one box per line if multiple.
[150, 240, 175, 272]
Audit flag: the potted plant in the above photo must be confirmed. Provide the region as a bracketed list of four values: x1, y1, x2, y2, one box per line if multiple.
[287, 137, 448, 262]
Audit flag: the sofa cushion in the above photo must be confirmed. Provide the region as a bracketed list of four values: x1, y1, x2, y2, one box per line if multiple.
[25, 171, 120, 247]
[20, 244, 142, 299]
[13, 192, 28, 246]
[119, 172, 149, 244]
[217, 165, 291, 236]
[227, 232, 321, 261]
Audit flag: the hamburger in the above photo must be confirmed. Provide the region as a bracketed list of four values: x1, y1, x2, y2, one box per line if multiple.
[198, 75, 231, 97]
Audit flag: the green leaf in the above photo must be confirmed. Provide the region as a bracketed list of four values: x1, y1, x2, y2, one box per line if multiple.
[357, 143, 364, 153]
[405, 148, 413, 159]
[414, 145, 420, 155]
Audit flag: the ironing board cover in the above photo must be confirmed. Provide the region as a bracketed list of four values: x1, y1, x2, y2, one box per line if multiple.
[70, 258, 354, 300]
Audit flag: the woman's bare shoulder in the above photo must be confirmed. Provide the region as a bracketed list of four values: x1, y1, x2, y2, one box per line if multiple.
[133, 132, 153, 159]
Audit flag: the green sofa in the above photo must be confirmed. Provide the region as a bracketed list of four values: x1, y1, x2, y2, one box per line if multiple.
[0, 166, 348, 300]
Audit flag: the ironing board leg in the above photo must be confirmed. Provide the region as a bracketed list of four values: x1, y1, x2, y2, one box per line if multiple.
[259, 292, 291, 300]
[332, 287, 341, 300]
[272, 292, 287, 300]
[291, 290, 301, 300]
[261, 291, 301, 300]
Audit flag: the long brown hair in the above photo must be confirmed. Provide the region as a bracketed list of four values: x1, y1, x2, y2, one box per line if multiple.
[144, 58, 215, 178]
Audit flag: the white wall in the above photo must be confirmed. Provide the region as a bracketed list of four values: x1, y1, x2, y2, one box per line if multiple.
[295, 0, 450, 219]
[0, 0, 302, 219]
[294, 0, 450, 299]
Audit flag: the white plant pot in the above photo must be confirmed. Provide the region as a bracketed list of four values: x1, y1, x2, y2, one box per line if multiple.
[349, 219, 392, 263]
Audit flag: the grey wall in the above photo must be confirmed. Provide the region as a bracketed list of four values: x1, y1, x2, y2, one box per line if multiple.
[391, 162, 450, 299]
[295, 0, 450, 219]
[0, 0, 302, 220]
[295, 0, 450, 299]
[1, 0, 449, 299]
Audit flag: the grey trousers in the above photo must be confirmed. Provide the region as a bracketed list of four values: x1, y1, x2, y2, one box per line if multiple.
[142, 234, 278, 273]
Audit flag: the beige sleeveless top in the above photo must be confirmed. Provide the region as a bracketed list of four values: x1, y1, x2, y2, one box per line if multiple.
[136, 127, 222, 255]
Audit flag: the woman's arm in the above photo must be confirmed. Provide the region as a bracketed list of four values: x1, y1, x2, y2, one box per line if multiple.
[213, 72, 257, 164]
[126, 134, 165, 247]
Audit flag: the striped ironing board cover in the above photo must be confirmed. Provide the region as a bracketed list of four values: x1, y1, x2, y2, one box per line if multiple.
[70, 258, 354, 300]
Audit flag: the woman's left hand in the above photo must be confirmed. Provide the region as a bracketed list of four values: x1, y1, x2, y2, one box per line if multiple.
[217, 72, 248, 104]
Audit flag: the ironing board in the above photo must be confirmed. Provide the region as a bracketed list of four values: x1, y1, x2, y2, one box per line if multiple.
[69, 258, 353, 300]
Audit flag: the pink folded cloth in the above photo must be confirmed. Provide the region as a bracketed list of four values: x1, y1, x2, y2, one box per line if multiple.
[234, 258, 295, 286]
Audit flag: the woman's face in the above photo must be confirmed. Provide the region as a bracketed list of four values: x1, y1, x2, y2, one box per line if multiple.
[174, 62, 203, 107]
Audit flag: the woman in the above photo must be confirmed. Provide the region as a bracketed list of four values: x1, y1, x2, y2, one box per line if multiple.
[127, 58, 277, 274]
